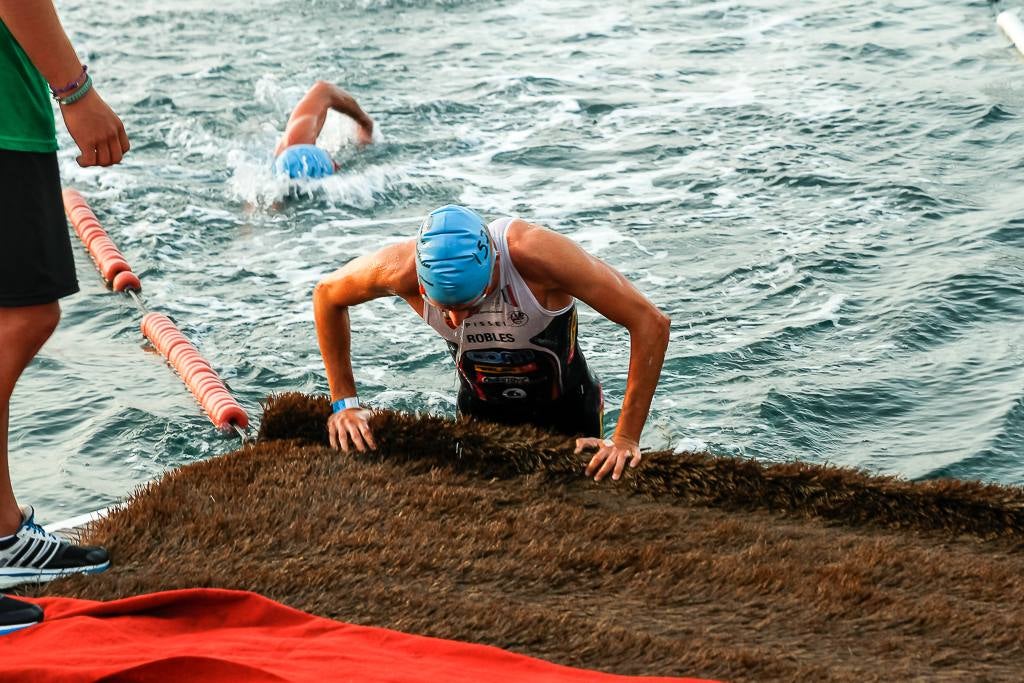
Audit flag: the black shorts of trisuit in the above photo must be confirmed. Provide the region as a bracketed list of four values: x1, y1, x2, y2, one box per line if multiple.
[0, 149, 78, 307]
[457, 365, 604, 439]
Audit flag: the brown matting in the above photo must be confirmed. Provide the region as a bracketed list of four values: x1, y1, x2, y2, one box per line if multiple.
[24, 393, 1024, 681]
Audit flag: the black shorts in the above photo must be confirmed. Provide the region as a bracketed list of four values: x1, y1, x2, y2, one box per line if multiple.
[457, 367, 604, 439]
[0, 149, 78, 307]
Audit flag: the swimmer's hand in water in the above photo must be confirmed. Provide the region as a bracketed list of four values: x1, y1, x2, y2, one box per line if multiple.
[355, 117, 374, 146]
[327, 407, 377, 453]
[575, 436, 642, 482]
[60, 87, 130, 167]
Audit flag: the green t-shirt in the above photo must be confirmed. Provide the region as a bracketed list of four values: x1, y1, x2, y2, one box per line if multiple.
[0, 19, 57, 153]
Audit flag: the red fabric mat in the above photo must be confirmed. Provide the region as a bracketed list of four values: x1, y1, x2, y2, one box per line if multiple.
[3, 589, 714, 683]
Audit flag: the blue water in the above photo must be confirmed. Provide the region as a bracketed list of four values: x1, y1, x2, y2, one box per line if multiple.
[11, 0, 1024, 521]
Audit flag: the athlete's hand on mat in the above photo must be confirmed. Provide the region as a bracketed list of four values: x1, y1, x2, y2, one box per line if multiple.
[327, 408, 377, 453]
[575, 436, 642, 482]
[60, 88, 131, 168]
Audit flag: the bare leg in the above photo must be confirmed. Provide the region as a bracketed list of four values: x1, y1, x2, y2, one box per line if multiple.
[0, 302, 61, 536]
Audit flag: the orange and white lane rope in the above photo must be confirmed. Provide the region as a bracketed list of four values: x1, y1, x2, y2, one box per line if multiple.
[62, 189, 250, 439]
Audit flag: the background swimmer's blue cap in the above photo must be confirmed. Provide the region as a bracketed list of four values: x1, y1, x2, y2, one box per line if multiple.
[273, 144, 335, 179]
[416, 205, 493, 307]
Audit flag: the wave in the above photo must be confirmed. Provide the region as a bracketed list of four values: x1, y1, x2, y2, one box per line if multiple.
[891, 272, 1024, 352]
[921, 395, 1024, 483]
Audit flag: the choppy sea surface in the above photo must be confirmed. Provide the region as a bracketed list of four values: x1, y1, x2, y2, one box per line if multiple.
[12, 0, 1024, 520]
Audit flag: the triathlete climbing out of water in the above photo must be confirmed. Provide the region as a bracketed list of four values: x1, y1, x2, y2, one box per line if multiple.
[313, 205, 671, 482]
[273, 80, 374, 179]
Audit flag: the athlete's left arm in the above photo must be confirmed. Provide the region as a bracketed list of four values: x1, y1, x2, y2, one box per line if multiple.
[512, 224, 671, 482]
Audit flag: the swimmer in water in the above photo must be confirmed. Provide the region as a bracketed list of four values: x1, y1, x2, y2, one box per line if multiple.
[273, 81, 374, 179]
[313, 205, 671, 482]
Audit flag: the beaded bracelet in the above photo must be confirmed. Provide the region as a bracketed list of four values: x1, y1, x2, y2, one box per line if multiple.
[50, 65, 88, 98]
[58, 74, 93, 106]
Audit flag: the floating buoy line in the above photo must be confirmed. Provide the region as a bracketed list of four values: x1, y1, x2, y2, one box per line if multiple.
[62, 189, 249, 441]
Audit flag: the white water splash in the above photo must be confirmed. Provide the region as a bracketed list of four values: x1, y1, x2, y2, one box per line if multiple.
[674, 437, 710, 454]
[564, 225, 652, 256]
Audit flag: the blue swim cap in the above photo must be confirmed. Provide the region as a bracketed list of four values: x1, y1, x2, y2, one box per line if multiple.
[272, 144, 335, 179]
[416, 205, 493, 307]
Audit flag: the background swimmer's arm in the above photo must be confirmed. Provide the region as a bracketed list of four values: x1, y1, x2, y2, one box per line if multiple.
[0, 0, 129, 167]
[276, 80, 374, 155]
[511, 224, 671, 447]
[312, 243, 416, 402]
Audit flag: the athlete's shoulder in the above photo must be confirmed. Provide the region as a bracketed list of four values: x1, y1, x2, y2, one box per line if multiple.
[505, 218, 564, 253]
[374, 239, 419, 295]
[505, 219, 581, 285]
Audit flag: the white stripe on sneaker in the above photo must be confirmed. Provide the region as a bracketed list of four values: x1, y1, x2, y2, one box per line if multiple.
[0, 505, 109, 589]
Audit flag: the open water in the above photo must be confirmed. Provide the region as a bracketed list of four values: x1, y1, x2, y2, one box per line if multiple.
[10, 0, 1024, 520]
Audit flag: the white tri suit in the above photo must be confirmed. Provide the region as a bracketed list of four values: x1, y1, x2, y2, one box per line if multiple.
[421, 218, 604, 438]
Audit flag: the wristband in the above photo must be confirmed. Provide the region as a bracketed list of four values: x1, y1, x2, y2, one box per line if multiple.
[58, 74, 93, 106]
[51, 65, 88, 98]
[331, 397, 360, 413]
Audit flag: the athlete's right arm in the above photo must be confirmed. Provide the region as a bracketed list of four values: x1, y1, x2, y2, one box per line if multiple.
[312, 243, 412, 453]
[275, 81, 374, 155]
[323, 84, 375, 145]
[0, 1, 129, 167]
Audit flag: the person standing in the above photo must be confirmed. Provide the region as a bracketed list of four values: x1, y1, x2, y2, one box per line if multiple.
[0, 0, 130, 628]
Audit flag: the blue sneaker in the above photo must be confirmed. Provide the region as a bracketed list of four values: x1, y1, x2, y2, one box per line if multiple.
[0, 594, 42, 635]
[0, 506, 110, 589]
